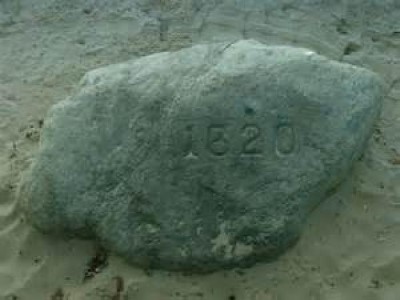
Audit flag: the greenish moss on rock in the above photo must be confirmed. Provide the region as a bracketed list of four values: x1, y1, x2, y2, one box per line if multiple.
[20, 40, 385, 272]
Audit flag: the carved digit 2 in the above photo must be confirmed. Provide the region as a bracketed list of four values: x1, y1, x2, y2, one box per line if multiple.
[242, 124, 262, 155]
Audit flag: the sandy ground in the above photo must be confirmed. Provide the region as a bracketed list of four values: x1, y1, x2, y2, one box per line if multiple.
[1, 1, 400, 299]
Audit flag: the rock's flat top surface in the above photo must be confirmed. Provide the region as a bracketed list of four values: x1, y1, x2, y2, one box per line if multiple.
[20, 40, 384, 272]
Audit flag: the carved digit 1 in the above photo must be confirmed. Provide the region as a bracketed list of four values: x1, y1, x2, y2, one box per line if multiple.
[242, 124, 262, 155]
[207, 125, 229, 156]
[183, 124, 198, 159]
[276, 124, 296, 156]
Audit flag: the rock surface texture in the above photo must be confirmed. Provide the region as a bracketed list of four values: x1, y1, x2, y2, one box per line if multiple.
[20, 40, 385, 272]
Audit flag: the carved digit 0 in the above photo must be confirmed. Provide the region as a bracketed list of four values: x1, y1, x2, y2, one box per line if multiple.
[276, 124, 296, 156]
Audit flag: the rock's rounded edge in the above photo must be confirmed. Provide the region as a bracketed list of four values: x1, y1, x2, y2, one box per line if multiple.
[17, 40, 387, 273]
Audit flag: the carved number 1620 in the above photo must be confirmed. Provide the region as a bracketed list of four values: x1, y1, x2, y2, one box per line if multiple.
[183, 123, 296, 158]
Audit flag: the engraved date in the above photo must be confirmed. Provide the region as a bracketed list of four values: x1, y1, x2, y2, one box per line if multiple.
[182, 121, 297, 158]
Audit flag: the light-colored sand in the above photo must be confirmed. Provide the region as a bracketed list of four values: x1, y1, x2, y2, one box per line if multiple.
[1, 1, 400, 299]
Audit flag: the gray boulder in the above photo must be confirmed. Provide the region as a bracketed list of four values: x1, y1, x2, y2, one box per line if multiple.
[19, 40, 385, 272]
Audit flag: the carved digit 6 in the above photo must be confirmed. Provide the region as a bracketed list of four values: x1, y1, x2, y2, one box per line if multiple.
[207, 125, 229, 156]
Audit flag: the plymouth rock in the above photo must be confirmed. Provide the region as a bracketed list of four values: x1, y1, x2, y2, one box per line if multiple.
[19, 40, 385, 272]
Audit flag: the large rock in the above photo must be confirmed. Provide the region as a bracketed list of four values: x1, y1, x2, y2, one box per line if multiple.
[19, 40, 385, 272]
